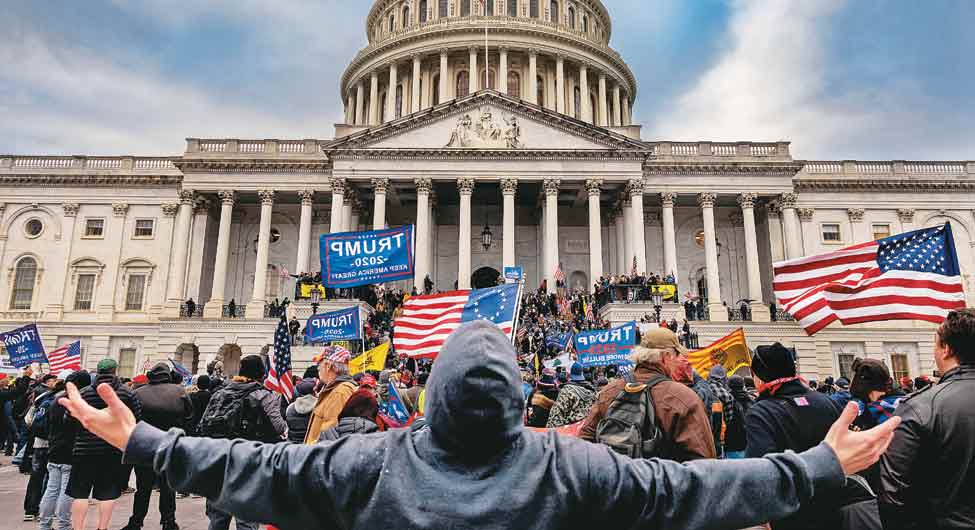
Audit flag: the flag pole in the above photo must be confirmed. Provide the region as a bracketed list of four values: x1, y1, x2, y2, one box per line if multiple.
[510, 277, 525, 345]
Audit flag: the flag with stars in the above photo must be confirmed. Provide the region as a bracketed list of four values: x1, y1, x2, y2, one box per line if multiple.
[773, 223, 966, 335]
[266, 315, 295, 400]
[393, 283, 519, 358]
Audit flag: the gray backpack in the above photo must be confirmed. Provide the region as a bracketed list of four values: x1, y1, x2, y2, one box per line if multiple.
[595, 373, 669, 459]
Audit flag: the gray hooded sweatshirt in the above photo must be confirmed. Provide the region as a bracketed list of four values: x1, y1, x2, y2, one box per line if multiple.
[124, 320, 844, 530]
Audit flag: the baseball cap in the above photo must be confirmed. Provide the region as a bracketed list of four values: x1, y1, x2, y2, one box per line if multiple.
[96, 358, 119, 374]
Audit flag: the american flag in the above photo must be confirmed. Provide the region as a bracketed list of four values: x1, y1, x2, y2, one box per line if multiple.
[774, 224, 967, 335]
[266, 315, 295, 400]
[554, 264, 565, 286]
[558, 296, 572, 319]
[393, 284, 519, 358]
[584, 299, 595, 322]
[46, 341, 82, 373]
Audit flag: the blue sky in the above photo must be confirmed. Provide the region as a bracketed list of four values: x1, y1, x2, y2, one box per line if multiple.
[1, 0, 971, 160]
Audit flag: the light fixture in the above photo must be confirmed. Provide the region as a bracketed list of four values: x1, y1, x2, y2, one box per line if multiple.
[480, 223, 493, 251]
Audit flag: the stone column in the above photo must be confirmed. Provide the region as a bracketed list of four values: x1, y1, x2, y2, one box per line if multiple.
[622, 196, 634, 272]
[355, 82, 365, 125]
[543, 179, 560, 288]
[469, 47, 478, 94]
[527, 49, 539, 104]
[372, 178, 389, 229]
[343, 188, 355, 231]
[204, 191, 235, 319]
[296, 190, 314, 274]
[428, 195, 437, 284]
[780, 192, 802, 259]
[163, 190, 195, 318]
[439, 49, 449, 104]
[629, 179, 647, 273]
[247, 190, 274, 320]
[386, 61, 398, 122]
[586, 179, 603, 284]
[597, 73, 608, 127]
[698, 193, 728, 321]
[612, 84, 622, 126]
[555, 54, 566, 113]
[579, 63, 591, 123]
[350, 201, 361, 232]
[739, 193, 770, 321]
[614, 210, 625, 274]
[414, 178, 432, 292]
[329, 178, 346, 233]
[501, 178, 517, 270]
[661, 192, 678, 280]
[457, 178, 475, 289]
[369, 71, 380, 125]
[411, 55, 422, 113]
[622, 96, 631, 126]
[498, 47, 509, 94]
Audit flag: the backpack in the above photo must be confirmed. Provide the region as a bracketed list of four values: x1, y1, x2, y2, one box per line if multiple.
[27, 391, 56, 439]
[595, 374, 669, 459]
[198, 383, 273, 441]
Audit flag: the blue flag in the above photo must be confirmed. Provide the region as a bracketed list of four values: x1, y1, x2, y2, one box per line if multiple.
[305, 307, 361, 343]
[0, 324, 47, 368]
[168, 358, 194, 386]
[545, 331, 574, 351]
[320, 226, 415, 288]
[379, 382, 412, 427]
[574, 321, 638, 368]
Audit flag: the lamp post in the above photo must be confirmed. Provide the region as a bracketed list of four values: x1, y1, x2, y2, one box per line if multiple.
[310, 287, 321, 317]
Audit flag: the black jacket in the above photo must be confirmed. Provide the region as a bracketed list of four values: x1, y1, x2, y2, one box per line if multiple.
[134, 365, 194, 432]
[317, 416, 379, 442]
[188, 389, 212, 435]
[745, 380, 842, 530]
[46, 389, 77, 465]
[72, 374, 141, 459]
[879, 365, 975, 530]
[284, 395, 316, 444]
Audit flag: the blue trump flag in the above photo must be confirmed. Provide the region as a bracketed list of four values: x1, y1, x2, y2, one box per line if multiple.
[574, 321, 637, 368]
[320, 226, 415, 288]
[305, 307, 361, 343]
[545, 330, 574, 351]
[0, 324, 47, 368]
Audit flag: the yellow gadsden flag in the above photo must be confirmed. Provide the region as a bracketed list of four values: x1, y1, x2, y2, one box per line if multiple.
[687, 328, 751, 378]
[350, 342, 390, 375]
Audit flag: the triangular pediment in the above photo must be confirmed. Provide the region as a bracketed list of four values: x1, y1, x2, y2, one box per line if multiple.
[323, 91, 648, 153]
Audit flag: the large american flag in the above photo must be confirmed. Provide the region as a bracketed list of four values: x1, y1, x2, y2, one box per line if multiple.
[265, 315, 295, 400]
[393, 284, 519, 358]
[47, 341, 82, 373]
[774, 224, 967, 335]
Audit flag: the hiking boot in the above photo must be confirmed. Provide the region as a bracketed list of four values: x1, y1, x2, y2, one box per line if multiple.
[162, 522, 180, 530]
[23, 514, 36, 521]
[121, 487, 135, 495]
[117, 523, 142, 530]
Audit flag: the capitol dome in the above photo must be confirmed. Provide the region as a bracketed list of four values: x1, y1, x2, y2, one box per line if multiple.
[340, 0, 637, 128]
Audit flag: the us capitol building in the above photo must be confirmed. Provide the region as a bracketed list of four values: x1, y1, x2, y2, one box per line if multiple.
[1, 0, 972, 381]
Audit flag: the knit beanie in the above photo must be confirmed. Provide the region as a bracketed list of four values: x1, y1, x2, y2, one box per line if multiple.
[751, 343, 797, 382]
[238, 355, 265, 381]
[728, 375, 746, 392]
[295, 379, 316, 397]
[67, 370, 92, 390]
[196, 374, 211, 391]
[338, 388, 379, 420]
[850, 358, 891, 401]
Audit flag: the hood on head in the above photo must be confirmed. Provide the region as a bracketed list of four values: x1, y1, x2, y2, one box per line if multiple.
[148, 363, 174, 384]
[425, 321, 523, 457]
[292, 394, 318, 415]
[709, 365, 728, 385]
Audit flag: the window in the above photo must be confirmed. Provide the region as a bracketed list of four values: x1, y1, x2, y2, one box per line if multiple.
[872, 223, 891, 240]
[402, 5, 411, 27]
[507, 71, 521, 98]
[832, 342, 864, 379]
[118, 349, 137, 378]
[582, 14, 588, 32]
[456, 70, 470, 97]
[10, 257, 37, 310]
[837, 354, 855, 380]
[567, 6, 575, 28]
[590, 92, 598, 122]
[573, 86, 581, 118]
[134, 219, 155, 238]
[379, 91, 386, 122]
[395, 84, 404, 118]
[84, 218, 105, 238]
[420, 0, 428, 22]
[508, 0, 518, 17]
[485, 0, 494, 14]
[537, 76, 545, 107]
[74, 273, 96, 311]
[890, 354, 910, 382]
[433, 74, 440, 103]
[461, 0, 470, 16]
[125, 274, 147, 311]
[821, 223, 841, 243]
[25, 218, 43, 238]
[550, 0, 559, 23]
[439, 0, 448, 17]
[530, 0, 539, 17]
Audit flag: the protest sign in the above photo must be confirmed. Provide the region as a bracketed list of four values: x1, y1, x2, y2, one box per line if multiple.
[0, 324, 47, 368]
[320, 226, 414, 288]
[574, 321, 637, 367]
[503, 266, 524, 282]
[305, 307, 361, 343]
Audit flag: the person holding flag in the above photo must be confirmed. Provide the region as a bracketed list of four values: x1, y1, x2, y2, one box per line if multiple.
[304, 347, 357, 444]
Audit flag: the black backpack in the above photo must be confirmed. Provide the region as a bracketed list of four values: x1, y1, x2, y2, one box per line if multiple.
[595, 374, 669, 459]
[198, 383, 273, 441]
[28, 391, 57, 439]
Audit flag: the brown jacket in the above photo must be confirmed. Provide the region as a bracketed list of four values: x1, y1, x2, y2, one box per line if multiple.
[304, 378, 357, 444]
[579, 363, 716, 461]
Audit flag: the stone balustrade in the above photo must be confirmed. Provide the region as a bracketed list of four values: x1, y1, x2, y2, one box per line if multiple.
[802, 160, 974, 175]
[183, 138, 321, 157]
[650, 141, 792, 161]
[0, 155, 179, 172]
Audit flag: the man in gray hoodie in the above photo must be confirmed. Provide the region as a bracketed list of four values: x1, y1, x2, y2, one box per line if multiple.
[60, 321, 899, 530]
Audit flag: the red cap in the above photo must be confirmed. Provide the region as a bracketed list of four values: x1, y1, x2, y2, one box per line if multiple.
[132, 374, 149, 385]
[359, 374, 377, 388]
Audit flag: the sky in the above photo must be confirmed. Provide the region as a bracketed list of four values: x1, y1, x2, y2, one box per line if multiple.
[1, 0, 971, 160]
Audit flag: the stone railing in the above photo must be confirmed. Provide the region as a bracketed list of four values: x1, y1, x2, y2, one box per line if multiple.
[0, 156, 179, 172]
[802, 160, 974, 176]
[184, 139, 321, 156]
[369, 15, 610, 50]
[649, 141, 791, 161]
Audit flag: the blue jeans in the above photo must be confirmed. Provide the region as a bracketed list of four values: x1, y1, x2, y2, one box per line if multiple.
[39, 463, 72, 530]
[206, 500, 259, 530]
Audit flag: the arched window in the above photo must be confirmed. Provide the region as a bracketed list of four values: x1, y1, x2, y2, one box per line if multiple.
[10, 257, 37, 310]
[530, 0, 539, 18]
[395, 84, 404, 118]
[389, 14, 395, 32]
[590, 92, 598, 123]
[508, 0, 518, 17]
[433, 74, 440, 103]
[573, 86, 581, 119]
[379, 91, 387, 122]
[439, 0, 448, 18]
[461, 0, 471, 16]
[507, 71, 521, 98]
[550, 0, 559, 23]
[582, 14, 588, 32]
[567, 6, 575, 28]
[403, 5, 411, 27]
[456, 70, 470, 97]
[537, 75, 545, 107]
[420, 0, 428, 22]
[480, 68, 497, 90]
[485, 0, 495, 14]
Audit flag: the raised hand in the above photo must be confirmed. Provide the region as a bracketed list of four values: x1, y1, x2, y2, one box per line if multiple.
[59, 382, 137, 451]
[824, 401, 901, 475]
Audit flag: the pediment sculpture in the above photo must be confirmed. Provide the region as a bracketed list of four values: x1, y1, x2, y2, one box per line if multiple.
[446, 108, 523, 149]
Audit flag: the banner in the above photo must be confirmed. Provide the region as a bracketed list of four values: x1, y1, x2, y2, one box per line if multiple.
[350, 342, 389, 375]
[298, 283, 327, 299]
[304, 307, 361, 343]
[688, 328, 752, 378]
[0, 324, 47, 368]
[320, 226, 415, 288]
[574, 321, 637, 368]
[650, 284, 678, 302]
[545, 331, 574, 351]
[503, 266, 524, 282]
